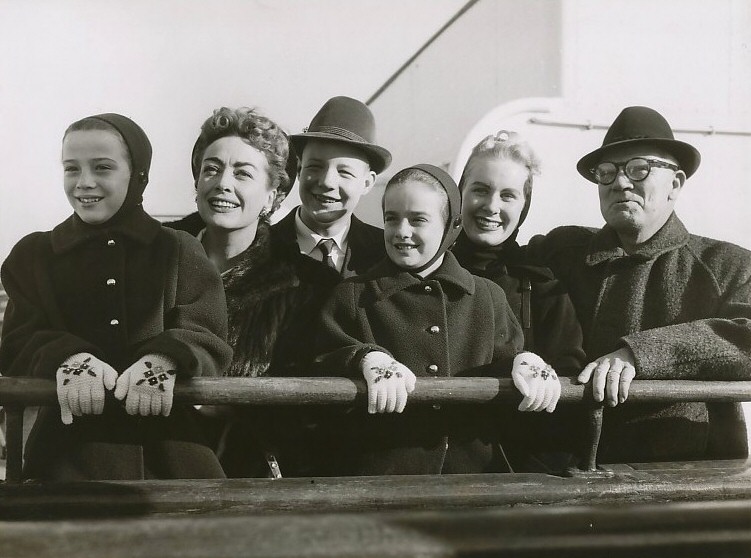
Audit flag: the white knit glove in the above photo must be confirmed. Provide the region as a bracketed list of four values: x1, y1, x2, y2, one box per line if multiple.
[361, 351, 416, 414]
[56, 353, 118, 425]
[511, 352, 561, 413]
[114, 354, 177, 417]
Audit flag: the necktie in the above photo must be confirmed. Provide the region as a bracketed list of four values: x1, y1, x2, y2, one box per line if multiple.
[317, 238, 337, 270]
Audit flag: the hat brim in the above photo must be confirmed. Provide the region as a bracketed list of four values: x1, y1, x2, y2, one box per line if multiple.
[576, 138, 701, 183]
[289, 132, 392, 174]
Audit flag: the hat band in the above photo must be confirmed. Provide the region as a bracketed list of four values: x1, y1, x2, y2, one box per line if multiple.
[307, 125, 369, 144]
[608, 134, 673, 143]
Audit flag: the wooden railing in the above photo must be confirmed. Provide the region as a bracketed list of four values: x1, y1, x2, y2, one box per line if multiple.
[2, 376, 751, 484]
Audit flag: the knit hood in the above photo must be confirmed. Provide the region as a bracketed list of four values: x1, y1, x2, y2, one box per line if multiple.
[401, 164, 463, 274]
[88, 113, 153, 224]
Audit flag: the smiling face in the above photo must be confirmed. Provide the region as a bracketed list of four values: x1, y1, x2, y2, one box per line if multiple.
[596, 143, 685, 245]
[460, 157, 528, 247]
[195, 136, 276, 233]
[383, 180, 447, 270]
[298, 139, 376, 234]
[62, 130, 131, 225]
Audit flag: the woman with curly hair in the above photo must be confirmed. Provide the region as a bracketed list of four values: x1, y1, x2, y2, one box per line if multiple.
[168, 107, 312, 477]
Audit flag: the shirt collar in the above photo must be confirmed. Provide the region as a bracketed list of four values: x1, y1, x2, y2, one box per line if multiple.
[585, 212, 690, 266]
[294, 207, 350, 255]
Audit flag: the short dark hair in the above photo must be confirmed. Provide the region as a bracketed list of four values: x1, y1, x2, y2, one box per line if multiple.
[64, 117, 131, 171]
[383, 167, 449, 224]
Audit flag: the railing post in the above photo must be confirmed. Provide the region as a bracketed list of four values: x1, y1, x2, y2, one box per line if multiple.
[4, 405, 24, 484]
[565, 399, 614, 478]
[581, 402, 604, 471]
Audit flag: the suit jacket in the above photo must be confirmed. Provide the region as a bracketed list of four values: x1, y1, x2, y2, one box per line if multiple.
[272, 208, 386, 279]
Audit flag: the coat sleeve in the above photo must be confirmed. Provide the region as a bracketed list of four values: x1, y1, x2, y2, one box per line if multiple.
[314, 280, 389, 377]
[135, 233, 232, 378]
[622, 250, 751, 380]
[531, 278, 586, 376]
[487, 280, 524, 375]
[0, 234, 102, 378]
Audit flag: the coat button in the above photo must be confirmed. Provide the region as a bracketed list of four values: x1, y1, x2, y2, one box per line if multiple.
[106, 278, 116, 286]
[107, 239, 116, 246]
[424, 285, 432, 293]
[429, 325, 440, 334]
[110, 319, 120, 326]
[427, 364, 438, 373]
[432, 403, 441, 410]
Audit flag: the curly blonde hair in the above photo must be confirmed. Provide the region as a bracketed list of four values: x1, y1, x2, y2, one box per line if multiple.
[458, 130, 541, 201]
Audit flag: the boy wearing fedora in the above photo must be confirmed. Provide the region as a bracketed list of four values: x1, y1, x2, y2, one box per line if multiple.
[258, 97, 392, 475]
[273, 96, 391, 277]
[530, 105, 751, 464]
[270, 96, 391, 376]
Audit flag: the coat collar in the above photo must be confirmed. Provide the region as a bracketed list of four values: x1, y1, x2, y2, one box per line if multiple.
[51, 206, 161, 254]
[585, 212, 690, 266]
[370, 251, 476, 301]
[452, 233, 554, 282]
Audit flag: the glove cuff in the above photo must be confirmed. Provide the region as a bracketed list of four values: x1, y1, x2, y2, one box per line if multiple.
[361, 351, 392, 371]
[61, 352, 94, 367]
[143, 353, 177, 372]
[513, 351, 548, 369]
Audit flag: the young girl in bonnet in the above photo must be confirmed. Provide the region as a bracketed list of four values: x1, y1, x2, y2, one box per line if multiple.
[316, 164, 561, 475]
[0, 113, 232, 481]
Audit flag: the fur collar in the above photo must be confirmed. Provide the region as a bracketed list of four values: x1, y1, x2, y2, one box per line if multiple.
[222, 223, 301, 377]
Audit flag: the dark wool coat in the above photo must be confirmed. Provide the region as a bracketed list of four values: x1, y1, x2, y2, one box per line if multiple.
[315, 252, 525, 475]
[528, 212, 751, 463]
[0, 209, 233, 480]
[452, 234, 587, 472]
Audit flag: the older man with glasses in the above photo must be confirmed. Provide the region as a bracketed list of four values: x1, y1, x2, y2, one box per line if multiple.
[530, 106, 751, 464]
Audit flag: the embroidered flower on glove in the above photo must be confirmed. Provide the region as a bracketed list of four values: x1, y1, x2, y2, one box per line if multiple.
[56, 353, 118, 425]
[114, 354, 177, 416]
[511, 351, 561, 413]
[361, 351, 416, 414]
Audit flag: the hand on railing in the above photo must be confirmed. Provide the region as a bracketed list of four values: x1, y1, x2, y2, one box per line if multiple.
[511, 352, 561, 413]
[361, 351, 416, 414]
[114, 354, 177, 417]
[56, 353, 118, 425]
[578, 347, 636, 407]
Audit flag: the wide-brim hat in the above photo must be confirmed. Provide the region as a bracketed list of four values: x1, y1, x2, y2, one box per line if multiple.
[577, 106, 701, 183]
[290, 96, 392, 174]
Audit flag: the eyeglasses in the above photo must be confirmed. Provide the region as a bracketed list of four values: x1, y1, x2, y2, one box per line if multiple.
[592, 157, 679, 185]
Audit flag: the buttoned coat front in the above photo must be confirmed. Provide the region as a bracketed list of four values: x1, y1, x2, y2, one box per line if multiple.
[528, 213, 751, 463]
[316, 252, 524, 474]
[0, 209, 233, 480]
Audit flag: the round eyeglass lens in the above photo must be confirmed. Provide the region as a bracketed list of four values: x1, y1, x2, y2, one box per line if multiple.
[594, 163, 617, 184]
[624, 158, 651, 181]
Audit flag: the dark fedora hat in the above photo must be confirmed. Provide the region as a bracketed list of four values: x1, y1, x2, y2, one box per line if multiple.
[290, 96, 392, 174]
[577, 106, 701, 183]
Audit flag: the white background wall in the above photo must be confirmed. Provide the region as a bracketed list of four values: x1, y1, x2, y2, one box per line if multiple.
[0, 0, 465, 260]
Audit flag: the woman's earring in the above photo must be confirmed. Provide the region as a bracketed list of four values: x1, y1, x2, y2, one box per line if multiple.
[259, 208, 270, 221]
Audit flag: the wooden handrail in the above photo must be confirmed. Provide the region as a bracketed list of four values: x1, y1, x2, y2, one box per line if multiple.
[2, 376, 750, 484]
[2, 376, 751, 406]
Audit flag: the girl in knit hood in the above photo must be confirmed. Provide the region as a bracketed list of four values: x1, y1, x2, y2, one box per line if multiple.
[0, 113, 232, 481]
[315, 164, 560, 475]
